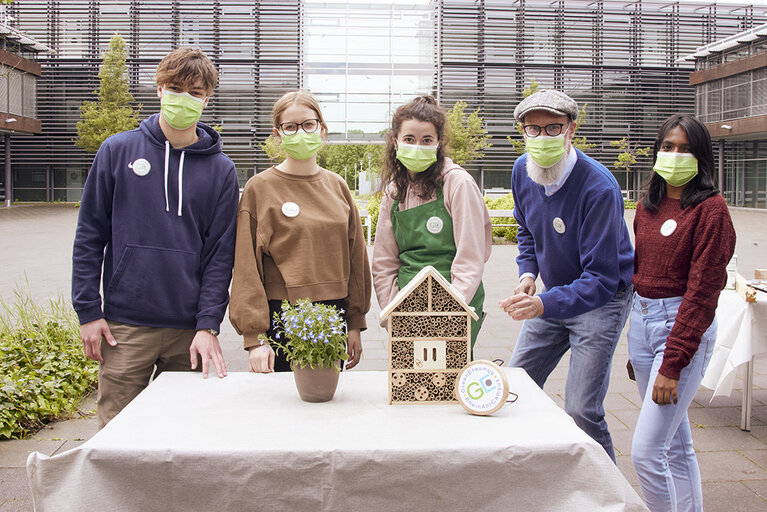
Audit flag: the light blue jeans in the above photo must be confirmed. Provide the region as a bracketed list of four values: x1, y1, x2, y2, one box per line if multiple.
[628, 293, 716, 512]
[509, 285, 633, 461]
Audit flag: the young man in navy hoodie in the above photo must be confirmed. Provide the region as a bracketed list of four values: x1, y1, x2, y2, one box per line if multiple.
[72, 48, 239, 428]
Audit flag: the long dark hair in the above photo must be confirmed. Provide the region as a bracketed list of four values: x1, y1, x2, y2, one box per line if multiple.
[379, 95, 449, 201]
[642, 113, 718, 211]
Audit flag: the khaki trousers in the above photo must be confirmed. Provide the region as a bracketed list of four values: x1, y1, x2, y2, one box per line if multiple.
[98, 320, 197, 429]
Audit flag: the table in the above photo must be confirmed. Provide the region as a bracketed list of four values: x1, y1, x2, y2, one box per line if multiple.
[702, 289, 767, 430]
[27, 370, 647, 512]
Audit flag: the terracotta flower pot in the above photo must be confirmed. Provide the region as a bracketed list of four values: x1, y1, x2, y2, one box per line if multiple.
[291, 362, 341, 402]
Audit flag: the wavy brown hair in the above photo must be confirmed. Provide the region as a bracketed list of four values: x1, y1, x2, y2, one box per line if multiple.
[156, 48, 218, 95]
[379, 95, 450, 201]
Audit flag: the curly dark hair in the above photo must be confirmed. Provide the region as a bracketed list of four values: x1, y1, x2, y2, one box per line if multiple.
[642, 114, 718, 211]
[379, 95, 450, 201]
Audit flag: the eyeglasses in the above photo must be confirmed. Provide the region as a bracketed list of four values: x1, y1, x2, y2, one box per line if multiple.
[522, 123, 566, 137]
[278, 119, 321, 135]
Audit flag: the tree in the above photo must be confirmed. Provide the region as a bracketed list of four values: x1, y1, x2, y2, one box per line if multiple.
[610, 137, 651, 200]
[507, 78, 594, 155]
[76, 33, 140, 153]
[445, 100, 492, 166]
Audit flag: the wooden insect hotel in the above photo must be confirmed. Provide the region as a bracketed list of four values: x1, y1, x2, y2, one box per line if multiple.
[380, 265, 479, 404]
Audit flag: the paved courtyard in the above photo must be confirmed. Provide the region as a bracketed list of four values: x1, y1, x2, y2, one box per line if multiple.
[1, 204, 767, 511]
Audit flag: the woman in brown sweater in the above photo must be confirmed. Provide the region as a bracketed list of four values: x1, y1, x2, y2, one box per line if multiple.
[229, 91, 371, 372]
[627, 114, 735, 511]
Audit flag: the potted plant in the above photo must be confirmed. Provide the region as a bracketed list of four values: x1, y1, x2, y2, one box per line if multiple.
[262, 299, 348, 402]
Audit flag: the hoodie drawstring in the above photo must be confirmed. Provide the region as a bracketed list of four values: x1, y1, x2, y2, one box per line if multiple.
[163, 140, 185, 217]
[164, 141, 170, 213]
[177, 151, 185, 217]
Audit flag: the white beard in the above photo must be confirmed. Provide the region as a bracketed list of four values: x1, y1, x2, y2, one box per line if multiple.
[526, 152, 569, 186]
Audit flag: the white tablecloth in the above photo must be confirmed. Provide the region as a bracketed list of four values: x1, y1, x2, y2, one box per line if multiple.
[27, 369, 647, 512]
[702, 289, 767, 397]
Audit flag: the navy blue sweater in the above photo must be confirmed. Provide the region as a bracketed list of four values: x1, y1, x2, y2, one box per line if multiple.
[511, 149, 634, 319]
[72, 114, 239, 332]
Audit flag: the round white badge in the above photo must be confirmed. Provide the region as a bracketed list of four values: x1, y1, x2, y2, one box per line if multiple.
[454, 360, 510, 416]
[426, 216, 444, 234]
[129, 158, 151, 177]
[553, 217, 566, 234]
[281, 202, 300, 218]
[660, 219, 677, 237]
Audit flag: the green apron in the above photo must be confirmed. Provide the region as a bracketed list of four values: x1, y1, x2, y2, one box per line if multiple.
[391, 183, 485, 351]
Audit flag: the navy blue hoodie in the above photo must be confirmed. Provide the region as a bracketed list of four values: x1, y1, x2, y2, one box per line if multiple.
[72, 114, 239, 332]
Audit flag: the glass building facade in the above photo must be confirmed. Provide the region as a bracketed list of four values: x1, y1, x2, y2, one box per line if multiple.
[688, 23, 767, 208]
[2, 0, 766, 203]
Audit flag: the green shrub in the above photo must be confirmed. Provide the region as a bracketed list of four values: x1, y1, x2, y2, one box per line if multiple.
[485, 193, 518, 242]
[624, 200, 637, 210]
[362, 191, 520, 243]
[363, 192, 382, 243]
[0, 291, 97, 439]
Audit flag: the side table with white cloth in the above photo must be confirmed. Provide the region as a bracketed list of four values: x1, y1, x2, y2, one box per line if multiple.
[702, 289, 767, 430]
[27, 369, 648, 512]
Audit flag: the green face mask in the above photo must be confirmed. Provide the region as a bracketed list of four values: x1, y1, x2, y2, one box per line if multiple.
[396, 143, 438, 173]
[526, 134, 566, 168]
[281, 131, 323, 161]
[160, 89, 205, 130]
[653, 152, 699, 187]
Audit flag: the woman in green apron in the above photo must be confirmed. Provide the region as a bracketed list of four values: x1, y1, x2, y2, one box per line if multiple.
[372, 95, 491, 353]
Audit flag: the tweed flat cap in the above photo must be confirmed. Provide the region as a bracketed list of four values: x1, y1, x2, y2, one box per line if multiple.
[514, 90, 578, 122]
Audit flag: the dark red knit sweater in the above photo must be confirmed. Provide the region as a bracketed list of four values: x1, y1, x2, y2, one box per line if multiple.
[633, 194, 736, 380]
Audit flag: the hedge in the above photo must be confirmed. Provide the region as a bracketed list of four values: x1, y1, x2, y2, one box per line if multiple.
[0, 291, 97, 439]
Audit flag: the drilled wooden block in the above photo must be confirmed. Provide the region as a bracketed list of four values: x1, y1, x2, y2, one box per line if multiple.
[390, 371, 459, 403]
[390, 315, 467, 338]
[446, 340, 468, 369]
[431, 282, 463, 312]
[394, 279, 429, 312]
[391, 340, 414, 369]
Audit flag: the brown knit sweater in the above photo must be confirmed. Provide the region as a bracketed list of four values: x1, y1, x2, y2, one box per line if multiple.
[229, 166, 371, 349]
[633, 194, 736, 380]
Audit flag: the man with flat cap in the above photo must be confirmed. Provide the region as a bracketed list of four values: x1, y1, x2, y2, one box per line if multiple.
[501, 89, 634, 461]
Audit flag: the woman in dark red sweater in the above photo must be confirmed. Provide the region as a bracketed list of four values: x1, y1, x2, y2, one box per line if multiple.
[628, 114, 735, 512]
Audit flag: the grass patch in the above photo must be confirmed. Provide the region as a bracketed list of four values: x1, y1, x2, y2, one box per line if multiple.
[0, 289, 97, 439]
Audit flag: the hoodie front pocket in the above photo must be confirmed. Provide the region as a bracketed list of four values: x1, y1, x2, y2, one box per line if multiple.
[107, 244, 200, 320]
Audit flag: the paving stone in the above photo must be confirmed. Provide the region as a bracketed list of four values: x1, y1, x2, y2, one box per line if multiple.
[32, 415, 98, 443]
[607, 375, 644, 394]
[743, 479, 767, 501]
[697, 451, 765, 481]
[740, 449, 767, 470]
[615, 455, 640, 487]
[688, 406, 764, 428]
[611, 428, 635, 457]
[701, 481, 767, 511]
[608, 408, 640, 431]
[690, 425, 767, 452]
[0, 467, 33, 512]
[694, 387, 747, 408]
[751, 406, 767, 425]
[0, 440, 66, 468]
[748, 426, 767, 445]
[542, 378, 567, 395]
[603, 391, 641, 411]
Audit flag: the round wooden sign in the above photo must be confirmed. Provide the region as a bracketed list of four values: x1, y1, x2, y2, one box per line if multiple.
[454, 360, 509, 415]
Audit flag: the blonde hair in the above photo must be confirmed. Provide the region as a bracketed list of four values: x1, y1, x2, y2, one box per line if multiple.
[156, 48, 218, 95]
[272, 90, 327, 130]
